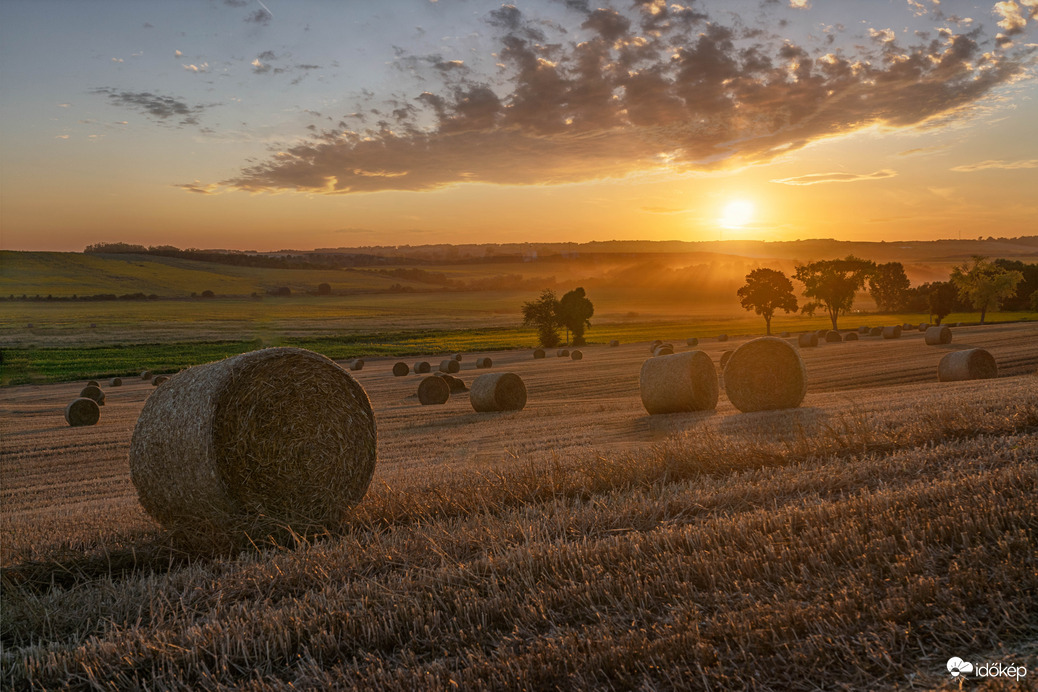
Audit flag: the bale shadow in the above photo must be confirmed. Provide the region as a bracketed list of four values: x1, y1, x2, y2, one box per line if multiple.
[644, 409, 719, 439]
[717, 406, 829, 442]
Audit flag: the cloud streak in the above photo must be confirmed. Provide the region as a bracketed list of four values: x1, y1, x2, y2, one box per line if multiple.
[950, 158, 1038, 171]
[92, 88, 212, 127]
[770, 170, 898, 186]
[208, 3, 1029, 195]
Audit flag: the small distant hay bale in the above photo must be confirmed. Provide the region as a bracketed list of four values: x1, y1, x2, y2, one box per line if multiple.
[938, 349, 997, 382]
[723, 337, 807, 413]
[414, 361, 431, 373]
[869, 327, 883, 337]
[439, 359, 460, 373]
[392, 362, 410, 377]
[470, 372, 527, 412]
[902, 323, 913, 330]
[110, 377, 122, 387]
[780, 332, 791, 338]
[152, 375, 169, 386]
[918, 323, 930, 332]
[27, 323, 34, 328]
[639, 350, 718, 415]
[533, 349, 546, 359]
[453, 353, 463, 361]
[686, 337, 699, 347]
[954, 322, 963, 327]
[609, 339, 620, 347]
[719, 350, 733, 370]
[140, 370, 152, 380]
[882, 326, 902, 339]
[844, 332, 859, 341]
[65, 398, 100, 427]
[717, 334, 729, 342]
[650, 339, 663, 352]
[858, 326, 869, 334]
[924, 325, 952, 345]
[571, 350, 583, 361]
[90, 323, 97, 329]
[557, 349, 570, 357]
[443, 375, 467, 393]
[653, 345, 674, 356]
[348, 359, 364, 371]
[87, 380, 99, 387]
[476, 357, 493, 369]
[824, 330, 842, 343]
[797, 333, 818, 348]
[815, 329, 828, 339]
[129, 347, 377, 531]
[79, 385, 105, 406]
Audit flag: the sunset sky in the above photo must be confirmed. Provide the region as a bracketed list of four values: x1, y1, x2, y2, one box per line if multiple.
[1, 0, 1036, 251]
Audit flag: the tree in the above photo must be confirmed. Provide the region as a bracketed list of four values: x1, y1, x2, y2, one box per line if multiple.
[926, 281, 958, 325]
[868, 262, 911, 312]
[950, 256, 1024, 324]
[793, 256, 875, 330]
[737, 268, 798, 335]
[993, 259, 1038, 310]
[521, 289, 562, 348]
[558, 287, 594, 346]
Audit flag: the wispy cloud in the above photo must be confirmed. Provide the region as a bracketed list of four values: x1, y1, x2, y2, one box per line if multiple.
[182, 62, 209, 73]
[950, 158, 1038, 172]
[92, 88, 213, 128]
[770, 170, 898, 186]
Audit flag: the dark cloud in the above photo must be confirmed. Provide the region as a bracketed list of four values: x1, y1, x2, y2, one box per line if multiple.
[224, 0, 248, 6]
[92, 88, 211, 128]
[246, 8, 271, 26]
[215, 4, 1030, 195]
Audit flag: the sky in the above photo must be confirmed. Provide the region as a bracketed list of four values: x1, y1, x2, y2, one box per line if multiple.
[0, 0, 1036, 252]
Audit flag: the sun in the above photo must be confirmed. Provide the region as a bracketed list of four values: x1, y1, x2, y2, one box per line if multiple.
[720, 199, 755, 229]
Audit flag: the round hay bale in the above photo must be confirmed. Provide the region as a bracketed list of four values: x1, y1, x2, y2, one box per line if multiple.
[954, 322, 963, 327]
[129, 347, 377, 531]
[723, 337, 807, 413]
[924, 325, 952, 345]
[720, 350, 733, 370]
[780, 332, 791, 338]
[902, 323, 913, 330]
[414, 361, 431, 373]
[557, 349, 570, 357]
[653, 345, 674, 356]
[140, 370, 152, 380]
[533, 349, 546, 359]
[86, 380, 99, 387]
[110, 377, 123, 387]
[349, 359, 364, 371]
[609, 340, 620, 347]
[650, 340, 663, 352]
[65, 397, 100, 427]
[858, 326, 869, 334]
[797, 333, 818, 348]
[439, 359, 460, 373]
[452, 353, 462, 362]
[869, 327, 882, 337]
[717, 334, 728, 342]
[90, 323, 97, 329]
[152, 375, 169, 386]
[815, 329, 828, 339]
[443, 375, 467, 392]
[476, 357, 493, 369]
[844, 332, 859, 341]
[392, 362, 410, 377]
[882, 325, 902, 339]
[686, 337, 699, 347]
[918, 323, 929, 332]
[470, 372, 527, 412]
[79, 385, 105, 406]
[639, 351, 717, 415]
[824, 330, 842, 343]
[570, 350, 583, 361]
[938, 348, 997, 382]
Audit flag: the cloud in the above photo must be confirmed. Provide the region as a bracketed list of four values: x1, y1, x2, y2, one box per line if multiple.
[174, 50, 183, 57]
[246, 8, 271, 25]
[950, 158, 1038, 171]
[182, 62, 209, 73]
[770, 170, 898, 185]
[92, 88, 212, 128]
[993, 1, 1036, 33]
[789, 0, 810, 8]
[205, 3, 1027, 195]
[176, 180, 223, 194]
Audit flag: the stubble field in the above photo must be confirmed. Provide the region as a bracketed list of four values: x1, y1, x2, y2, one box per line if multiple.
[1, 322, 1037, 689]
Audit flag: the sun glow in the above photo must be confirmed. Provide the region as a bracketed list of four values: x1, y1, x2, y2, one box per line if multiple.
[720, 199, 755, 229]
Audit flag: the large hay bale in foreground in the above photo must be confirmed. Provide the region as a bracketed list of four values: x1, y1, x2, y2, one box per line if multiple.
[533, 349, 546, 359]
[392, 362, 410, 377]
[418, 376, 450, 404]
[129, 347, 376, 531]
[824, 331, 842, 343]
[476, 357, 493, 369]
[470, 372, 527, 412]
[938, 348, 997, 382]
[571, 350, 583, 361]
[723, 337, 807, 413]
[65, 398, 100, 427]
[797, 333, 818, 348]
[79, 385, 105, 406]
[439, 359, 460, 373]
[414, 361, 431, 373]
[639, 351, 718, 415]
[925, 325, 952, 345]
[882, 326, 902, 339]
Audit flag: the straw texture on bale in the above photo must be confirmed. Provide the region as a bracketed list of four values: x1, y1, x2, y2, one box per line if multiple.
[717, 334, 728, 342]
[924, 325, 952, 345]
[414, 361, 431, 373]
[129, 347, 377, 532]
[533, 349, 546, 359]
[723, 337, 807, 413]
[557, 349, 570, 357]
[152, 375, 169, 386]
[824, 331, 842, 343]
[719, 350, 733, 370]
[686, 338, 699, 347]
[79, 385, 105, 406]
[418, 376, 450, 404]
[469, 372, 527, 412]
[110, 377, 123, 387]
[476, 357, 493, 369]
[609, 340, 620, 347]
[348, 359, 364, 371]
[639, 350, 718, 415]
[392, 362, 410, 377]
[869, 327, 883, 337]
[797, 333, 818, 348]
[571, 350, 583, 361]
[938, 348, 997, 382]
[844, 332, 859, 341]
[883, 326, 902, 339]
[439, 359, 460, 373]
[65, 398, 100, 427]
[140, 370, 152, 380]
